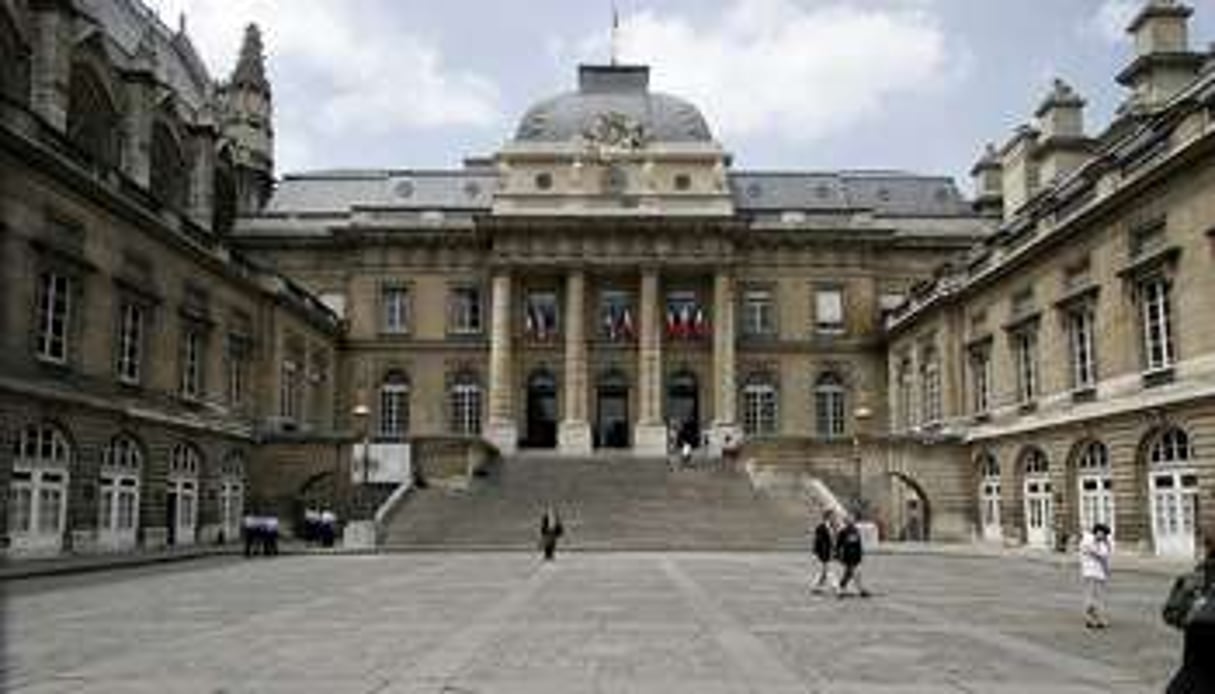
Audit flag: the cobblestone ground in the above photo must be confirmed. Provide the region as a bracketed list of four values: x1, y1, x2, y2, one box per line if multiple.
[2, 552, 1184, 693]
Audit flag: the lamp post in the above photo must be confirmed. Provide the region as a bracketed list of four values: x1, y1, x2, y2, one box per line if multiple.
[852, 406, 873, 519]
[352, 403, 370, 486]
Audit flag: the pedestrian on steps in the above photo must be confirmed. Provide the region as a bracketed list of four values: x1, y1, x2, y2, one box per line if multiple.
[836, 516, 870, 598]
[1079, 523, 1112, 629]
[811, 509, 838, 594]
[539, 506, 564, 561]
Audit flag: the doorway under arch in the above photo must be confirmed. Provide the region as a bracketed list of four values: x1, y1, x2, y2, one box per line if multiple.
[667, 370, 700, 447]
[525, 369, 558, 449]
[595, 370, 630, 449]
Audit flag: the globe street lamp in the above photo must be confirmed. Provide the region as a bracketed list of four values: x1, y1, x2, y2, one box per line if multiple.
[852, 405, 873, 519]
[352, 403, 370, 486]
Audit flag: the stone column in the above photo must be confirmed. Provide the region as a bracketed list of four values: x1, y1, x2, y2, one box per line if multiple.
[558, 270, 592, 454]
[709, 269, 739, 456]
[486, 272, 517, 454]
[634, 269, 667, 455]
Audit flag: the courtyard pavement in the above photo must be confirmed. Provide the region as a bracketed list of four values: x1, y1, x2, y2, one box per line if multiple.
[1, 552, 1186, 693]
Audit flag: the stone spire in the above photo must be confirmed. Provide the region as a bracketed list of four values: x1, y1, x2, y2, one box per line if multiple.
[230, 23, 270, 95]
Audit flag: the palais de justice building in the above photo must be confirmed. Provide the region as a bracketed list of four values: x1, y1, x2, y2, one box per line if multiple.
[1, 0, 1212, 559]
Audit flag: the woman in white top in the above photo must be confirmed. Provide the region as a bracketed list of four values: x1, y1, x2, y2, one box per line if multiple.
[1079, 523, 1113, 629]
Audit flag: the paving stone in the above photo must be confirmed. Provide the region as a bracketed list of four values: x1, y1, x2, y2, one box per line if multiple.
[2, 552, 1186, 692]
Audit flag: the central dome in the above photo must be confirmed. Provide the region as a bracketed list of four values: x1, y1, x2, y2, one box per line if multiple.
[514, 65, 713, 143]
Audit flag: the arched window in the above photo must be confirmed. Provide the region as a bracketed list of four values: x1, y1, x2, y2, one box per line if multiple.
[379, 371, 410, 439]
[1149, 427, 1191, 464]
[1146, 427, 1198, 557]
[218, 451, 246, 543]
[150, 120, 189, 210]
[99, 434, 142, 548]
[1024, 448, 1050, 475]
[813, 372, 846, 439]
[1020, 448, 1053, 547]
[977, 452, 1002, 541]
[742, 373, 778, 436]
[1075, 440, 1113, 536]
[9, 423, 72, 553]
[167, 443, 201, 546]
[449, 372, 482, 435]
[66, 63, 121, 167]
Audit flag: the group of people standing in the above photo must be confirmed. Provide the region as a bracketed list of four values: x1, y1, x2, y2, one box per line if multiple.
[810, 510, 870, 598]
[241, 515, 279, 557]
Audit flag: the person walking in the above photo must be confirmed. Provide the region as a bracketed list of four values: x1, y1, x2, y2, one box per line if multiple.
[811, 510, 838, 594]
[1078, 523, 1112, 629]
[1164, 524, 1215, 693]
[539, 506, 564, 561]
[836, 516, 870, 598]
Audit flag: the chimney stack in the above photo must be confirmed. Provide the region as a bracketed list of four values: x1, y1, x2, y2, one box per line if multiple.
[1034, 79, 1093, 184]
[1117, 0, 1203, 112]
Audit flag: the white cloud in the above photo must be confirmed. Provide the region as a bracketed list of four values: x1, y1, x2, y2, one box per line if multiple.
[565, 0, 954, 144]
[1087, 0, 1138, 43]
[144, 0, 500, 170]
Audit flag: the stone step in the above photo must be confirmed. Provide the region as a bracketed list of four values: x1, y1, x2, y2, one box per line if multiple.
[381, 454, 820, 550]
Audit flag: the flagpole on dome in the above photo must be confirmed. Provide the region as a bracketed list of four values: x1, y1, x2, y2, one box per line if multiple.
[610, 1, 620, 66]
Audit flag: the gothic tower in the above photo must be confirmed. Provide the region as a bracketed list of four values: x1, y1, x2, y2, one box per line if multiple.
[220, 24, 274, 216]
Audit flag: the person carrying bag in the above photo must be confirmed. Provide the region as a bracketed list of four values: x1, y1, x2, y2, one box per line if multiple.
[1164, 526, 1215, 693]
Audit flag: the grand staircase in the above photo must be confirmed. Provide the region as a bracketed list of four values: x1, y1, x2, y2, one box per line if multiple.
[379, 454, 819, 550]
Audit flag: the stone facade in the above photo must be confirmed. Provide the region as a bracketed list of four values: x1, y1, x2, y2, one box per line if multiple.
[0, 0, 343, 557]
[3, 0, 1211, 558]
[887, 0, 1215, 556]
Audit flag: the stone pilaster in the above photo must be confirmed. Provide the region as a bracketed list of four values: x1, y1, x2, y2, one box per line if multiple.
[486, 272, 517, 454]
[559, 270, 592, 453]
[634, 269, 667, 455]
[709, 270, 739, 455]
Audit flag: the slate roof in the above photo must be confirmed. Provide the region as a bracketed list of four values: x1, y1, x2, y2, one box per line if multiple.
[263, 169, 973, 219]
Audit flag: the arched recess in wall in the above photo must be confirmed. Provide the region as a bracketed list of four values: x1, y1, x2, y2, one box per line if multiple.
[212, 144, 237, 234]
[0, 4, 31, 104]
[66, 45, 123, 168]
[150, 106, 190, 211]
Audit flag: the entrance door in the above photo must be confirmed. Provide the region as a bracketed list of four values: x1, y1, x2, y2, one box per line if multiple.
[596, 387, 629, 448]
[525, 371, 558, 448]
[667, 371, 700, 447]
[1023, 476, 1053, 548]
[165, 491, 178, 546]
[1151, 471, 1198, 558]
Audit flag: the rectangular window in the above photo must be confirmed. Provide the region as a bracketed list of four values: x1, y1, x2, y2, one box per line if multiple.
[814, 288, 844, 333]
[280, 357, 301, 421]
[524, 290, 559, 339]
[1013, 330, 1039, 403]
[665, 290, 706, 339]
[1068, 309, 1096, 389]
[379, 384, 409, 438]
[381, 285, 410, 334]
[225, 335, 249, 407]
[1140, 277, 1174, 372]
[599, 289, 635, 340]
[743, 385, 778, 435]
[116, 302, 144, 385]
[450, 384, 482, 435]
[35, 271, 71, 363]
[814, 389, 845, 438]
[898, 360, 914, 429]
[742, 289, 775, 337]
[449, 286, 483, 335]
[970, 348, 991, 414]
[180, 328, 204, 398]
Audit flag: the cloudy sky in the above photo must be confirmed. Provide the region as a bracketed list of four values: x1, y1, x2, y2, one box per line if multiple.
[145, 0, 1215, 191]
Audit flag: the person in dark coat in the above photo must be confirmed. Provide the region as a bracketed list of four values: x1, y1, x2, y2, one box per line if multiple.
[811, 510, 838, 594]
[1165, 525, 1215, 693]
[836, 516, 870, 598]
[539, 506, 564, 561]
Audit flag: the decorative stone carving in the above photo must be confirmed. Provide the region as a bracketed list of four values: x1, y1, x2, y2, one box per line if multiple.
[582, 111, 648, 161]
